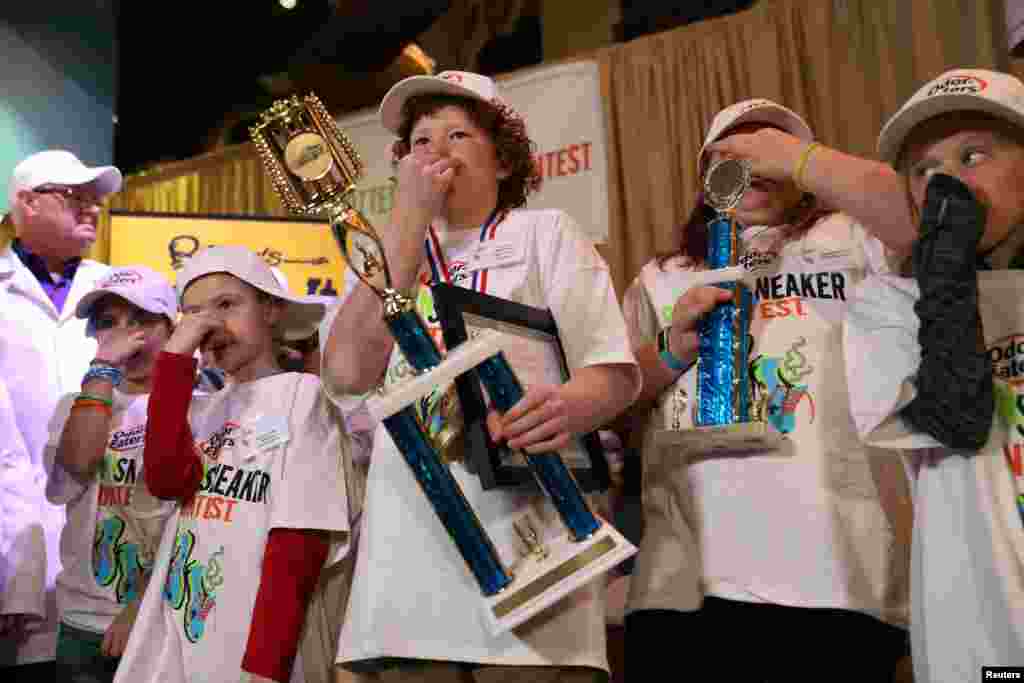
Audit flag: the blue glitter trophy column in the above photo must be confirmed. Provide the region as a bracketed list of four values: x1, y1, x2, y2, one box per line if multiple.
[663, 157, 784, 454]
[333, 211, 519, 598]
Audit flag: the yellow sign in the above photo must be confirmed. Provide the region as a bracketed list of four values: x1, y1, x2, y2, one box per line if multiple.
[109, 211, 346, 297]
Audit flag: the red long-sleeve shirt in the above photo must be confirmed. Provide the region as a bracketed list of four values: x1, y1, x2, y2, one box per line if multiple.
[144, 351, 328, 682]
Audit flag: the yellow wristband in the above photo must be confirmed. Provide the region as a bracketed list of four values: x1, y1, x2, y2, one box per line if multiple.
[793, 142, 821, 193]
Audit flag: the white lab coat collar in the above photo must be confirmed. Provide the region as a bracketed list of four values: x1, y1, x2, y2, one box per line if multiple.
[0, 244, 109, 323]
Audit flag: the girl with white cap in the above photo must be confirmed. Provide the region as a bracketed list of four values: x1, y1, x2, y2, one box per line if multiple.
[320, 70, 640, 682]
[111, 245, 352, 683]
[712, 68, 1024, 682]
[621, 99, 912, 680]
[43, 265, 177, 682]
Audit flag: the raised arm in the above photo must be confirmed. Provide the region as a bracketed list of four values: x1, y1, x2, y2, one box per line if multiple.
[707, 128, 918, 255]
[56, 328, 148, 482]
[322, 153, 455, 395]
[143, 352, 203, 500]
[899, 173, 993, 450]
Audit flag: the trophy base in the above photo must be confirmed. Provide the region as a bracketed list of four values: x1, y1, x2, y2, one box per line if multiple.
[483, 517, 636, 636]
[653, 421, 785, 454]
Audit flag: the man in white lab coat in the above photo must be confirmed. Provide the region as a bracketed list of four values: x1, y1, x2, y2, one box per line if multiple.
[0, 150, 120, 681]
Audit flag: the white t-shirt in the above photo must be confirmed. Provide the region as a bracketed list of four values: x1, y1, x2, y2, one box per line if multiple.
[326, 208, 637, 670]
[623, 213, 912, 627]
[112, 372, 351, 683]
[44, 390, 174, 634]
[844, 270, 1024, 683]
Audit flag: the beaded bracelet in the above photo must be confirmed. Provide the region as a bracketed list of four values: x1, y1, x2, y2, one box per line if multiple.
[71, 401, 112, 417]
[657, 327, 690, 372]
[73, 399, 111, 411]
[83, 365, 123, 387]
[77, 392, 113, 408]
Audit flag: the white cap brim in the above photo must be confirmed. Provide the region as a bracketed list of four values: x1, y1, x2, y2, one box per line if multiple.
[76, 289, 143, 321]
[698, 102, 814, 175]
[8, 150, 123, 206]
[379, 76, 490, 135]
[64, 165, 122, 196]
[877, 94, 1024, 165]
[177, 248, 326, 342]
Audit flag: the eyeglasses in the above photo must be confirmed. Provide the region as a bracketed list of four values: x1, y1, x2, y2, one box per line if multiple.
[32, 185, 103, 210]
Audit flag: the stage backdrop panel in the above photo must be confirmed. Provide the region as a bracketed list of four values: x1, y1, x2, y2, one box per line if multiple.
[337, 59, 611, 244]
[109, 210, 346, 298]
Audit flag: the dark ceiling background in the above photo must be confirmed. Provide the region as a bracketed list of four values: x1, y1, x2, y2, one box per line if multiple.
[113, 0, 755, 174]
[114, 0, 452, 173]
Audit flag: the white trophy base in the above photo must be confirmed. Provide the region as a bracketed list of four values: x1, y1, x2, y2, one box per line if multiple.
[483, 517, 636, 636]
[654, 421, 786, 455]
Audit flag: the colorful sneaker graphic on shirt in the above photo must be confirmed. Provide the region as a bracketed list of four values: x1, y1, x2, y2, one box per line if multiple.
[117, 541, 145, 603]
[164, 528, 225, 643]
[93, 516, 146, 603]
[164, 529, 193, 610]
[751, 337, 816, 434]
[994, 378, 1024, 527]
[995, 379, 1024, 441]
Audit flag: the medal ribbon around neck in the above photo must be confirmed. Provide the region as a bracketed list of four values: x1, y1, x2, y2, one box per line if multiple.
[418, 208, 502, 463]
[424, 208, 502, 294]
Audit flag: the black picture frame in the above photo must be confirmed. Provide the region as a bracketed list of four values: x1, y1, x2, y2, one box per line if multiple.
[431, 282, 611, 492]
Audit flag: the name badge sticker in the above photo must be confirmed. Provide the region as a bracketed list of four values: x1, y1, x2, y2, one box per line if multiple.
[244, 414, 291, 457]
[466, 239, 524, 272]
[801, 247, 856, 271]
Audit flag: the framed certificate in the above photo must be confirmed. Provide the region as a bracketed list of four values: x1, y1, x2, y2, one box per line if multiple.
[431, 283, 610, 492]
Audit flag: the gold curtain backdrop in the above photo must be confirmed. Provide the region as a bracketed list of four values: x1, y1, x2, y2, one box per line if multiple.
[599, 0, 1007, 291]
[85, 0, 1006, 295]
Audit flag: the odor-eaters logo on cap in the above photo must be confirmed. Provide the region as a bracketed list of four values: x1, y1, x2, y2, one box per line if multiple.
[989, 334, 1024, 381]
[101, 271, 143, 288]
[927, 74, 989, 97]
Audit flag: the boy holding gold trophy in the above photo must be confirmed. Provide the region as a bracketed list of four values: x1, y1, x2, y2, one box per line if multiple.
[251, 72, 640, 682]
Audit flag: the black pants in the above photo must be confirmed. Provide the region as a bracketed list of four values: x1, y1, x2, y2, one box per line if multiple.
[5, 660, 57, 683]
[625, 598, 909, 682]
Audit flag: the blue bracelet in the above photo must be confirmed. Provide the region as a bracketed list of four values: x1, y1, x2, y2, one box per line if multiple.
[657, 327, 690, 373]
[83, 366, 123, 387]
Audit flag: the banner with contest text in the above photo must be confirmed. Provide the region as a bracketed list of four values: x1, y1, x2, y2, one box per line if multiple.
[108, 211, 346, 299]
[338, 60, 610, 244]
[107, 60, 609, 292]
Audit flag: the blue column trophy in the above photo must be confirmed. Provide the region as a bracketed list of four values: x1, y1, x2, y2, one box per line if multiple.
[250, 93, 635, 635]
[655, 157, 785, 453]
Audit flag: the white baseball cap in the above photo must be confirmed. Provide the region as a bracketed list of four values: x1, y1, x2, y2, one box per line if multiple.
[379, 70, 508, 135]
[270, 266, 289, 292]
[176, 244, 326, 341]
[877, 69, 1024, 165]
[8, 150, 122, 206]
[698, 99, 814, 175]
[76, 265, 178, 335]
